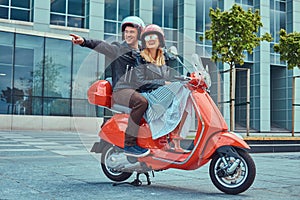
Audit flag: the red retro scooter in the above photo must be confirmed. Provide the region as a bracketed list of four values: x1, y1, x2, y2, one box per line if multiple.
[89, 49, 256, 194]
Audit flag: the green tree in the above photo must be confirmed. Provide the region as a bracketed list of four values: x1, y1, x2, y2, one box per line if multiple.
[273, 29, 300, 69]
[201, 4, 272, 131]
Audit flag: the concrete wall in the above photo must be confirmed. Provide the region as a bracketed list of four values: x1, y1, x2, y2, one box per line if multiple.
[0, 115, 103, 133]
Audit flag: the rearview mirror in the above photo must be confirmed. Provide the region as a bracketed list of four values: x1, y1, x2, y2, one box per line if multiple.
[167, 46, 178, 58]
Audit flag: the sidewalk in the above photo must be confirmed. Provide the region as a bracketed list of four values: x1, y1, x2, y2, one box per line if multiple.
[1, 130, 300, 199]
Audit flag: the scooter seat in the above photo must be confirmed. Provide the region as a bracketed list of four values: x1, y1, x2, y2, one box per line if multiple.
[111, 104, 132, 114]
[104, 77, 132, 114]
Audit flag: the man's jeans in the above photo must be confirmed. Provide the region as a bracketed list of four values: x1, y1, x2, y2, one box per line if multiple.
[112, 89, 148, 146]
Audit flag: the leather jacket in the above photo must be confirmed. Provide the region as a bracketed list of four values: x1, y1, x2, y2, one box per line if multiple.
[81, 38, 139, 91]
[134, 58, 171, 93]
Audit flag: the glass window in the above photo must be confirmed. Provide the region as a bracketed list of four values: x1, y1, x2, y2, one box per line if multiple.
[50, 0, 89, 28]
[0, 32, 14, 115]
[68, 0, 85, 15]
[104, 0, 135, 36]
[51, 0, 66, 13]
[11, 9, 30, 21]
[153, 0, 178, 28]
[105, 0, 117, 20]
[196, 0, 218, 58]
[0, 7, 8, 18]
[105, 21, 117, 34]
[50, 14, 66, 26]
[270, 0, 286, 65]
[196, 0, 204, 32]
[45, 38, 72, 98]
[43, 98, 70, 116]
[13, 34, 44, 115]
[164, 0, 177, 28]
[15, 34, 44, 97]
[0, 0, 32, 21]
[11, 0, 30, 8]
[0, 0, 9, 6]
[68, 16, 84, 28]
[72, 46, 100, 117]
[119, 0, 133, 21]
[153, 0, 163, 26]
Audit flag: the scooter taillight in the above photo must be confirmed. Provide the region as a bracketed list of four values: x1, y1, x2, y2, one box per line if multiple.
[87, 80, 112, 108]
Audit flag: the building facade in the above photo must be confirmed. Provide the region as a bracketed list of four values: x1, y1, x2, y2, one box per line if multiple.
[0, 0, 300, 133]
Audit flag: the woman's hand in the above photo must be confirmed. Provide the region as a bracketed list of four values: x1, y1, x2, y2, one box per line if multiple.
[70, 33, 84, 45]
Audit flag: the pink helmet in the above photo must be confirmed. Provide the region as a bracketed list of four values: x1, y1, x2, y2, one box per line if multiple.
[140, 24, 165, 48]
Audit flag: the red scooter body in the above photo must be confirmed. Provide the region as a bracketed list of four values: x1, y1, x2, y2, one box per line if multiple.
[88, 60, 255, 194]
[90, 82, 249, 171]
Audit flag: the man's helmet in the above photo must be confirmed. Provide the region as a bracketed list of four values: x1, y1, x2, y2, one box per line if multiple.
[121, 16, 145, 39]
[140, 24, 165, 48]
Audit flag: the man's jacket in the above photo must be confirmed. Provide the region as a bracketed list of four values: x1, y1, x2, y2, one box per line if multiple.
[81, 39, 139, 91]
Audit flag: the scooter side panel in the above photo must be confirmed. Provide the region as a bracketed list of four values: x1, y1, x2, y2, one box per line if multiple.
[99, 114, 127, 148]
[99, 114, 159, 149]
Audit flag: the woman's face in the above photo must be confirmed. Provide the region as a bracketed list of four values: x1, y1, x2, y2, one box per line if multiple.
[144, 34, 160, 49]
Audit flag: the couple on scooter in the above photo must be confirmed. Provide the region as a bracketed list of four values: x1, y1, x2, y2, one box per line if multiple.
[70, 16, 192, 157]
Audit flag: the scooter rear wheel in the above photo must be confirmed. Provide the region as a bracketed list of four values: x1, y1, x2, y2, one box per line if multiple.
[101, 144, 132, 182]
[209, 148, 256, 194]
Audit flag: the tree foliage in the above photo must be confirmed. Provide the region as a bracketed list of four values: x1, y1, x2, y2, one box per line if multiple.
[273, 29, 300, 70]
[201, 4, 272, 68]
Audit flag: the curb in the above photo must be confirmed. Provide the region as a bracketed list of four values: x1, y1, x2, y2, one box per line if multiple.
[182, 137, 300, 153]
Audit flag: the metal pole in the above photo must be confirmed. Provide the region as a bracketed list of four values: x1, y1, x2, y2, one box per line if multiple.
[230, 68, 236, 131]
[292, 77, 295, 137]
[247, 69, 250, 136]
[218, 72, 221, 110]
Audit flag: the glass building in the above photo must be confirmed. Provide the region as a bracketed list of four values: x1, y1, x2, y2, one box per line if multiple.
[0, 0, 299, 133]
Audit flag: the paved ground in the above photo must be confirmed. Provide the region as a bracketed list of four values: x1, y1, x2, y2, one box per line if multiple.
[0, 130, 300, 200]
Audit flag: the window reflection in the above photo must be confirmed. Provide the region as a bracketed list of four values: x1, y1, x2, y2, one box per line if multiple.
[105, 0, 117, 20]
[11, 0, 30, 8]
[0, 32, 14, 115]
[0, 31, 100, 117]
[13, 34, 44, 115]
[0, 0, 9, 6]
[0, 0, 32, 21]
[51, 0, 67, 13]
[104, 0, 134, 36]
[153, 0, 177, 28]
[50, 0, 89, 28]
[45, 38, 71, 98]
[195, 0, 218, 58]
[11, 9, 30, 21]
[270, 0, 286, 65]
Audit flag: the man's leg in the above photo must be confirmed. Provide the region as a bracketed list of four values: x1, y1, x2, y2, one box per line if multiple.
[112, 89, 150, 157]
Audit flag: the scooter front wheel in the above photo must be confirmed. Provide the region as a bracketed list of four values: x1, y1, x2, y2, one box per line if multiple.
[101, 144, 132, 182]
[209, 148, 256, 194]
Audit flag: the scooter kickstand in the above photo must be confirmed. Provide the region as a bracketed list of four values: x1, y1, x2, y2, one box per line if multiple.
[112, 172, 151, 187]
[132, 172, 151, 186]
[144, 172, 151, 185]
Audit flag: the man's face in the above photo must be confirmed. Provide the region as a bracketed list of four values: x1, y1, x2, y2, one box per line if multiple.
[124, 26, 139, 47]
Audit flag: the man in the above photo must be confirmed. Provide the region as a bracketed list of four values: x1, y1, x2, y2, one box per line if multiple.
[70, 16, 150, 157]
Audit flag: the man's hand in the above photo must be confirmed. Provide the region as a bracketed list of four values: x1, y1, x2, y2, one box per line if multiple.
[70, 33, 84, 45]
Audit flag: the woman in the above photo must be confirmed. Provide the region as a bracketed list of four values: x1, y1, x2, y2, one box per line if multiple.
[134, 24, 192, 152]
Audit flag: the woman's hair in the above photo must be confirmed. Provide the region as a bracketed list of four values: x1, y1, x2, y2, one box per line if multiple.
[140, 48, 165, 66]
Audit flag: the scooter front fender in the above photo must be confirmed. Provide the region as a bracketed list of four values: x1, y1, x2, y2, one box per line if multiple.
[201, 132, 250, 161]
[216, 132, 250, 149]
